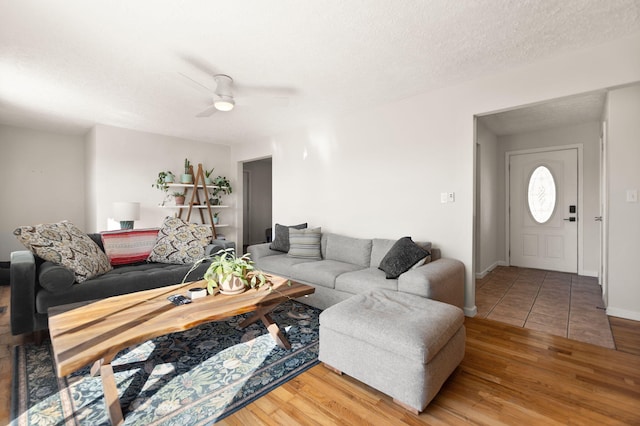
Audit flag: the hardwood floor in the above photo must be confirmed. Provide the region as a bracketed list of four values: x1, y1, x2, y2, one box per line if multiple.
[2, 284, 639, 425]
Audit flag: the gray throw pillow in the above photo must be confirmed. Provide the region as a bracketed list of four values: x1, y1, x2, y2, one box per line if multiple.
[288, 227, 322, 260]
[378, 237, 430, 279]
[270, 223, 307, 252]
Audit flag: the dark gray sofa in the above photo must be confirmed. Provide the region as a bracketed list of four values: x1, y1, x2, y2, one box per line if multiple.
[10, 233, 233, 336]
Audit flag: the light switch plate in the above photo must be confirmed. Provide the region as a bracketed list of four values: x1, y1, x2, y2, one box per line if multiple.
[627, 189, 638, 203]
[448, 192, 455, 203]
[441, 192, 448, 203]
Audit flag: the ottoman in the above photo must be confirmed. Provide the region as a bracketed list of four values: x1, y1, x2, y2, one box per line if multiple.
[319, 289, 465, 413]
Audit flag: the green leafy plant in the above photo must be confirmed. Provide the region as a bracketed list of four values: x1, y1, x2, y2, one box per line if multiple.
[204, 167, 215, 178]
[172, 191, 186, 197]
[184, 158, 191, 174]
[203, 249, 267, 294]
[210, 175, 233, 204]
[153, 171, 174, 192]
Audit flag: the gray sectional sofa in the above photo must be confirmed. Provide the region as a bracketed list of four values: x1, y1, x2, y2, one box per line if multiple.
[248, 232, 465, 310]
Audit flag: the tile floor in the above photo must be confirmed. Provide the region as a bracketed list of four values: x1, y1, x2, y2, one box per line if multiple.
[476, 266, 615, 349]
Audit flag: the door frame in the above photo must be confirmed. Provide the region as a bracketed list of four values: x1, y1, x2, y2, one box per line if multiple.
[505, 144, 585, 274]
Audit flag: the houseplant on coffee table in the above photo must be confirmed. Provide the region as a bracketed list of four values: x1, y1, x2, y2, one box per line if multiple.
[204, 249, 267, 295]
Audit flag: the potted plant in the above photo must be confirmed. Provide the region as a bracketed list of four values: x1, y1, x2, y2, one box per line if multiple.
[153, 171, 175, 192]
[210, 175, 233, 205]
[213, 211, 220, 224]
[203, 249, 267, 295]
[181, 158, 193, 184]
[173, 191, 186, 205]
[204, 167, 215, 185]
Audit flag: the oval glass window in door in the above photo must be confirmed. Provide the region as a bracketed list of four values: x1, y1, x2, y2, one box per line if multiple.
[527, 165, 556, 223]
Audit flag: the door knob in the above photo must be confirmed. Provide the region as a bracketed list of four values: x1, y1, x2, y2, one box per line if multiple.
[563, 217, 577, 222]
[595, 216, 603, 222]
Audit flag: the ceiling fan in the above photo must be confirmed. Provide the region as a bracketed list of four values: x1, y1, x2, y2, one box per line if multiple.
[179, 71, 290, 117]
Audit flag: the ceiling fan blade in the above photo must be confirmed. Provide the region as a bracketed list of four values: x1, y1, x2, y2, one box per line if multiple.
[235, 96, 289, 107]
[196, 104, 218, 117]
[179, 72, 216, 95]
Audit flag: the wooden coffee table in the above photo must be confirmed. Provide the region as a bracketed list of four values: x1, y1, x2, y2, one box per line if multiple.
[48, 276, 314, 425]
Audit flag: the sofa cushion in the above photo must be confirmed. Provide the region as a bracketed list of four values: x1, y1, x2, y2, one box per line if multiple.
[38, 262, 75, 292]
[379, 237, 430, 279]
[288, 227, 322, 260]
[255, 253, 314, 277]
[270, 223, 307, 253]
[290, 260, 364, 289]
[325, 234, 372, 267]
[14, 220, 112, 283]
[148, 217, 212, 265]
[35, 261, 210, 314]
[335, 267, 398, 294]
[101, 228, 160, 266]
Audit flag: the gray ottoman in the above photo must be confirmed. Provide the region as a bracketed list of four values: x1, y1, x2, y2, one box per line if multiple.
[319, 290, 465, 413]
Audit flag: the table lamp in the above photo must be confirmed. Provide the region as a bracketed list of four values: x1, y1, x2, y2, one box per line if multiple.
[112, 202, 140, 229]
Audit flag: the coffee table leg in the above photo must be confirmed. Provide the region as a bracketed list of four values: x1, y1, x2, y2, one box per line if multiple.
[262, 312, 291, 350]
[239, 304, 291, 349]
[91, 360, 124, 425]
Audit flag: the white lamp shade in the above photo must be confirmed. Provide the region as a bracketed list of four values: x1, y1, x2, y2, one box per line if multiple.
[112, 202, 140, 221]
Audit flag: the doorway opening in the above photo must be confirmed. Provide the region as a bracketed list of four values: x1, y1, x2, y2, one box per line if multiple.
[242, 158, 272, 253]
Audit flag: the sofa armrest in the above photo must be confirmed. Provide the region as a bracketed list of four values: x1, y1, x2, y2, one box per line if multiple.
[247, 243, 281, 261]
[398, 258, 465, 309]
[10, 251, 37, 335]
[205, 239, 236, 256]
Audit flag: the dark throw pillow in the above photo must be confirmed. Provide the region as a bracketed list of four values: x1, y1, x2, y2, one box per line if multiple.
[270, 223, 307, 252]
[378, 237, 430, 279]
[38, 261, 76, 292]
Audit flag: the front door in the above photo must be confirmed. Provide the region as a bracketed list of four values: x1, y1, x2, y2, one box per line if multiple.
[509, 148, 578, 273]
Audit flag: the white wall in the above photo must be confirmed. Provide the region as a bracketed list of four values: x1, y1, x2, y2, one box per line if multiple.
[86, 125, 232, 234]
[0, 124, 85, 261]
[232, 33, 640, 317]
[475, 120, 500, 277]
[496, 122, 601, 276]
[606, 85, 640, 321]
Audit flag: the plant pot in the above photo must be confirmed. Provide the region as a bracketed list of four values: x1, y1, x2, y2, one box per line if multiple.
[175, 196, 185, 205]
[213, 216, 219, 224]
[181, 174, 193, 184]
[164, 175, 174, 183]
[204, 177, 212, 185]
[218, 275, 246, 295]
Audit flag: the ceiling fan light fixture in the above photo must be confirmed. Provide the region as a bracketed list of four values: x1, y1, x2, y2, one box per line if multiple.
[214, 96, 235, 112]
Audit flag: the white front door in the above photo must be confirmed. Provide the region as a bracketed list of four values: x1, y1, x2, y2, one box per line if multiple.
[509, 148, 578, 273]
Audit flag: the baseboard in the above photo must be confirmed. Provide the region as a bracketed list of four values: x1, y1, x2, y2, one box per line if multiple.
[580, 269, 598, 278]
[464, 305, 478, 317]
[475, 261, 507, 279]
[606, 307, 640, 322]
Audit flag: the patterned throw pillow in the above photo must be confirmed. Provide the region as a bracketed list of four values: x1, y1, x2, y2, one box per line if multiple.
[101, 228, 160, 266]
[288, 227, 322, 260]
[148, 217, 212, 264]
[14, 220, 112, 283]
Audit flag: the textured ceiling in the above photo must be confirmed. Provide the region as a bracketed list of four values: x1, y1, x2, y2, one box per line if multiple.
[1, 0, 639, 143]
[479, 91, 607, 136]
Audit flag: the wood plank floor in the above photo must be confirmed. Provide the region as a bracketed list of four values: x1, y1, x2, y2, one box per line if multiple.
[218, 317, 640, 425]
[1, 284, 639, 425]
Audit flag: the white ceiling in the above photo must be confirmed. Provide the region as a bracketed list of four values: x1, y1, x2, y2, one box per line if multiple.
[479, 91, 608, 136]
[1, 0, 639, 144]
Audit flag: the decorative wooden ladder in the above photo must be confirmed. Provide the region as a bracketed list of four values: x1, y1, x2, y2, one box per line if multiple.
[180, 163, 218, 238]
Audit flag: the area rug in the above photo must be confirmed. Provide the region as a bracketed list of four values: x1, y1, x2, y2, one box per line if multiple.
[11, 300, 320, 425]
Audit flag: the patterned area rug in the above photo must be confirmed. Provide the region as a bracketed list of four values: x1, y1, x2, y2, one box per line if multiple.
[12, 300, 320, 425]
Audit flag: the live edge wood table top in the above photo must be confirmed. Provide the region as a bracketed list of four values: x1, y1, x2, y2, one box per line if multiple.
[48, 276, 314, 425]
